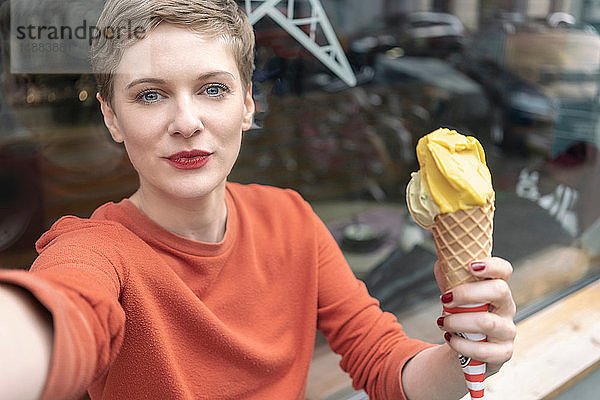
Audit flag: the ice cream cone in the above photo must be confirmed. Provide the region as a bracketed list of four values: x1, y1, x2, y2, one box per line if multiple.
[406, 128, 496, 400]
[431, 198, 495, 291]
[433, 198, 494, 400]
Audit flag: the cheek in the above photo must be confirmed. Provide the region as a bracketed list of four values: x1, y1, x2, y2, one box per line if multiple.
[119, 116, 164, 166]
[228, 102, 248, 130]
[121, 111, 164, 143]
[218, 122, 242, 160]
[214, 104, 245, 139]
[213, 114, 243, 163]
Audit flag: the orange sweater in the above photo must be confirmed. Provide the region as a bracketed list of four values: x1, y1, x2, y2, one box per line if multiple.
[0, 183, 433, 399]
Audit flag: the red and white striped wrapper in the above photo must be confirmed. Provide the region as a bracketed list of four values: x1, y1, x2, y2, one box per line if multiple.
[443, 302, 489, 400]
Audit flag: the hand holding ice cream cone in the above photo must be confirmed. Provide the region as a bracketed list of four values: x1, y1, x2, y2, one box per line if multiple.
[406, 128, 498, 399]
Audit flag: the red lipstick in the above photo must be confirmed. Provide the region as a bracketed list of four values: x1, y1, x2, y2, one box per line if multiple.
[166, 150, 212, 170]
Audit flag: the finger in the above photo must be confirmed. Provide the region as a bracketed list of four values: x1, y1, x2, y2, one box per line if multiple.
[438, 312, 516, 342]
[442, 279, 516, 318]
[469, 257, 513, 282]
[445, 333, 514, 365]
[435, 257, 512, 294]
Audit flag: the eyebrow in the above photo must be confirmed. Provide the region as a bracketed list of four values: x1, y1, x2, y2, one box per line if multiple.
[125, 71, 236, 90]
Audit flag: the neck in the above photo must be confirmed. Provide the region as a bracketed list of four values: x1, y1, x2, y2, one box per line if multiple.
[129, 182, 228, 243]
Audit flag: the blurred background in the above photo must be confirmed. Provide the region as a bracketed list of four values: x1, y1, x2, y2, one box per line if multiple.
[2, 0, 600, 398]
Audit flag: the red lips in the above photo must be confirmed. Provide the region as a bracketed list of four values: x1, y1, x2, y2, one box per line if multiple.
[166, 150, 212, 170]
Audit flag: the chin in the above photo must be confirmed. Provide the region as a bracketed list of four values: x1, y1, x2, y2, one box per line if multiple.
[165, 178, 226, 200]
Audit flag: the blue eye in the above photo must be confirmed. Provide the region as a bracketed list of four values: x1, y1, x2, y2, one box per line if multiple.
[142, 92, 161, 102]
[136, 90, 163, 104]
[204, 84, 228, 98]
[143, 92, 159, 102]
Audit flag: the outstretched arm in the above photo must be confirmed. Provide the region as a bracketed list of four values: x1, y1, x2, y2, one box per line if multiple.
[402, 257, 516, 399]
[0, 284, 53, 400]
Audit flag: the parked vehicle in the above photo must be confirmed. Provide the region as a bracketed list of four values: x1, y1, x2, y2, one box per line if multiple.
[347, 11, 466, 68]
[457, 17, 600, 159]
[397, 11, 466, 58]
[372, 54, 489, 123]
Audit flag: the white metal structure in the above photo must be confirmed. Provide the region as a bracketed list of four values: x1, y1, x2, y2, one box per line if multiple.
[244, 0, 357, 87]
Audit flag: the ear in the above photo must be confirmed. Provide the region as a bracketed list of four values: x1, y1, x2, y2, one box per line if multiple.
[97, 93, 125, 143]
[241, 84, 255, 132]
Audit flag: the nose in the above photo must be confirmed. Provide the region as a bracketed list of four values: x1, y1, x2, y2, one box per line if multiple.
[167, 96, 204, 138]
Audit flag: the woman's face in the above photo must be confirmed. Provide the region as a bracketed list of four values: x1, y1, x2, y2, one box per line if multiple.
[99, 24, 254, 201]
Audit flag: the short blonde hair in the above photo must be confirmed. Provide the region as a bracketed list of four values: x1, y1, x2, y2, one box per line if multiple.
[91, 0, 255, 105]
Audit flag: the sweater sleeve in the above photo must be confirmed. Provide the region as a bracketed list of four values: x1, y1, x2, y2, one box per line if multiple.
[0, 218, 127, 400]
[313, 212, 435, 400]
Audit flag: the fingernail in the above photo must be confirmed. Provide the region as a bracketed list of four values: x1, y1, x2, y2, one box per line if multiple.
[437, 317, 445, 327]
[441, 292, 453, 303]
[471, 261, 486, 272]
[444, 332, 452, 342]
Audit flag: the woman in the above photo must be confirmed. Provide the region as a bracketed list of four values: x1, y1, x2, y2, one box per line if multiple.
[0, 1, 516, 399]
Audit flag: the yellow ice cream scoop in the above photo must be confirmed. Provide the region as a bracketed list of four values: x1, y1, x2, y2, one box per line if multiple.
[416, 128, 494, 214]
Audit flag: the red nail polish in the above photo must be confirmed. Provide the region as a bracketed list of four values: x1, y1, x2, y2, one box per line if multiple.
[441, 292, 453, 303]
[444, 332, 452, 342]
[437, 317, 445, 327]
[471, 261, 486, 271]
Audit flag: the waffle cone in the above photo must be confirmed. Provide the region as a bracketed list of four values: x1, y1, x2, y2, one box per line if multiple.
[432, 199, 495, 290]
